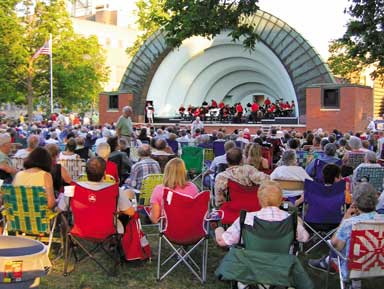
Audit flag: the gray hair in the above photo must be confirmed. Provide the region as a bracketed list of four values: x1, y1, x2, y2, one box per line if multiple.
[123, 106, 132, 113]
[0, 133, 11, 146]
[281, 150, 297, 166]
[365, 150, 377, 163]
[138, 144, 151, 157]
[96, 142, 111, 159]
[324, 143, 337, 156]
[353, 182, 378, 212]
[348, 136, 362, 150]
[27, 134, 39, 149]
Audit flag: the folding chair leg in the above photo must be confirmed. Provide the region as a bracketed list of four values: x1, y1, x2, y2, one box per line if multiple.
[63, 233, 71, 276]
[157, 234, 162, 281]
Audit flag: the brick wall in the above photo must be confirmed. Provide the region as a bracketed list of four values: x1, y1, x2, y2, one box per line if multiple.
[99, 92, 134, 125]
[306, 85, 373, 133]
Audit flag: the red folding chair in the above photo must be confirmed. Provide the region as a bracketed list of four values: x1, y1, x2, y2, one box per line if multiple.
[157, 188, 210, 283]
[326, 220, 384, 289]
[64, 181, 121, 276]
[219, 179, 260, 225]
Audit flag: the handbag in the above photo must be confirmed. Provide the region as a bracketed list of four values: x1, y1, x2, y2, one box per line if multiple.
[121, 212, 151, 261]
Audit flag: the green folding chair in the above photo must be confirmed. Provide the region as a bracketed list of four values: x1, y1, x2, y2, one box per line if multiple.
[2, 185, 59, 255]
[181, 146, 205, 189]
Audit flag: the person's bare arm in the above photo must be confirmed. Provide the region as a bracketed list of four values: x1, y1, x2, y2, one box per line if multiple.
[0, 163, 17, 175]
[44, 172, 56, 209]
[150, 203, 161, 224]
[215, 227, 228, 247]
[61, 166, 72, 184]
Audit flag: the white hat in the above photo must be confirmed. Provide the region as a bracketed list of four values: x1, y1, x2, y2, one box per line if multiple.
[0, 133, 11, 146]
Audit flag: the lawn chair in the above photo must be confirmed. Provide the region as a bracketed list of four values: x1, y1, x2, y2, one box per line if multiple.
[219, 179, 260, 225]
[64, 181, 121, 276]
[213, 141, 225, 157]
[303, 179, 346, 254]
[345, 152, 365, 170]
[261, 146, 273, 174]
[1, 185, 59, 255]
[157, 188, 210, 283]
[76, 174, 116, 183]
[181, 146, 204, 188]
[216, 210, 314, 289]
[296, 150, 309, 168]
[10, 156, 24, 172]
[353, 166, 384, 192]
[58, 159, 86, 180]
[275, 179, 304, 200]
[166, 139, 179, 155]
[325, 220, 384, 289]
[137, 174, 164, 223]
[313, 159, 342, 183]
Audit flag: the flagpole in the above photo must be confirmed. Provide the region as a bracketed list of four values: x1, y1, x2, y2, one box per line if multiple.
[49, 33, 53, 114]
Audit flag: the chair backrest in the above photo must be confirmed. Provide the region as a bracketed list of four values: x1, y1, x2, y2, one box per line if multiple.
[347, 152, 366, 169]
[261, 147, 273, 170]
[354, 166, 384, 192]
[220, 180, 260, 225]
[151, 154, 176, 173]
[242, 213, 296, 254]
[166, 139, 179, 155]
[10, 157, 24, 172]
[76, 174, 116, 183]
[58, 159, 86, 180]
[138, 174, 164, 206]
[213, 141, 225, 157]
[313, 159, 342, 183]
[70, 182, 119, 240]
[181, 146, 204, 174]
[162, 188, 210, 245]
[303, 179, 345, 224]
[296, 151, 309, 168]
[275, 179, 304, 191]
[348, 220, 384, 280]
[2, 185, 53, 235]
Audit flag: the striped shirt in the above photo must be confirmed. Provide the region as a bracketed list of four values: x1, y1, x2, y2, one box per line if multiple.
[128, 157, 161, 190]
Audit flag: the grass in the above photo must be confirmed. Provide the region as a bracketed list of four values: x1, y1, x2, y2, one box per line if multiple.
[40, 234, 383, 289]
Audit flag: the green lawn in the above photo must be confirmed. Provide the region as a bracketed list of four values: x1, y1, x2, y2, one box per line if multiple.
[40, 235, 383, 289]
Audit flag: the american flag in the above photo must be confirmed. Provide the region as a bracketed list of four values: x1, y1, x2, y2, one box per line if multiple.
[32, 39, 51, 59]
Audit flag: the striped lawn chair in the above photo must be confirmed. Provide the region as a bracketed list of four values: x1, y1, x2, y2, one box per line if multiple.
[1, 185, 58, 255]
[10, 157, 24, 172]
[58, 159, 86, 180]
[296, 150, 309, 168]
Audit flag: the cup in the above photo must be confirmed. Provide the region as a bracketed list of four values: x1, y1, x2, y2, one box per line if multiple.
[64, 185, 75, 197]
[0, 179, 3, 188]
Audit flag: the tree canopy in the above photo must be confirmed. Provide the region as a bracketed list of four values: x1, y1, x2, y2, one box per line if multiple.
[0, 0, 109, 120]
[128, 0, 260, 56]
[340, 0, 384, 78]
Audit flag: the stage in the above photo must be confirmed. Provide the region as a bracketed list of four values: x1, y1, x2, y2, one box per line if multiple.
[137, 116, 307, 134]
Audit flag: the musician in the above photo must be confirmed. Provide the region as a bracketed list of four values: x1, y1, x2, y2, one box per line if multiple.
[219, 101, 225, 109]
[264, 97, 271, 107]
[179, 104, 186, 119]
[211, 99, 218, 109]
[145, 103, 154, 124]
[234, 102, 243, 123]
[251, 101, 259, 122]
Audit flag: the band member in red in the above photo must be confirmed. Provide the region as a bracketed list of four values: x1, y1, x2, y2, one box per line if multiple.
[235, 102, 243, 123]
[211, 99, 218, 109]
[251, 102, 259, 122]
[264, 97, 271, 107]
[179, 104, 186, 118]
[219, 101, 225, 109]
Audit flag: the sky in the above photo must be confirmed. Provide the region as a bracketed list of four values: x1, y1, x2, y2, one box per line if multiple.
[257, 0, 351, 60]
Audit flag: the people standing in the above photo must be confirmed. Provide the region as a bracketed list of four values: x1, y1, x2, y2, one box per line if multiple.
[116, 106, 135, 157]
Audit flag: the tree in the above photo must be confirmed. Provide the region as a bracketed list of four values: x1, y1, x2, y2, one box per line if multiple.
[327, 40, 363, 83]
[341, 0, 384, 78]
[0, 0, 109, 122]
[128, 0, 260, 56]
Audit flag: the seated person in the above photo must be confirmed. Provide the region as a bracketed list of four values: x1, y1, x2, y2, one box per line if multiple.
[295, 163, 342, 207]
[13, 147, 55, 209]
[150, 158, 199, 223]
[96, 142, 119, 183]
[0, 133, 17, 183]
[306, 143, 341, 177]
[58, 157, 134, 216]
[308, 182, 384, 289]
[214, 148, 270, 207]
[352, 150, 381, 183]
[215, 180, 309, 246]
[270, 150, 312, 182]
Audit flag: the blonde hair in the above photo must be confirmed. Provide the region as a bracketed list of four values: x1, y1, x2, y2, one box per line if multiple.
[163, 158, 187, 189]
[258, 181, 283, 207]
[247, 143, 262, 169]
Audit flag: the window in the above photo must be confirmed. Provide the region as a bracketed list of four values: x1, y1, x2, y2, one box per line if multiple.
[108, 95, 118, 110]
[321, 88, 340, 109]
